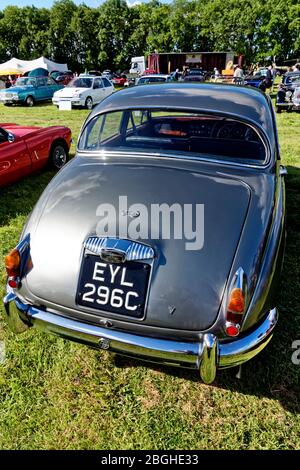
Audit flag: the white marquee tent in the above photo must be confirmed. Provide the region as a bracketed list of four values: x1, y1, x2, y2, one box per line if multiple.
[0, 56, 68, 75]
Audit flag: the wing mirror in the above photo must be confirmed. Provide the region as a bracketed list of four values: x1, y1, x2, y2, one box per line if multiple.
[279, 165, 287, 176]
[7, 132, 15, 143]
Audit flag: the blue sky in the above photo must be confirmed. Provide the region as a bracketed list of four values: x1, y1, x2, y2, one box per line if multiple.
[0, 1, 104, 7]
[0, 0, 157, 7]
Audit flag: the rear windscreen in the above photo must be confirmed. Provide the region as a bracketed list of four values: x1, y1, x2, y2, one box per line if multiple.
[78, 109, 267, 165]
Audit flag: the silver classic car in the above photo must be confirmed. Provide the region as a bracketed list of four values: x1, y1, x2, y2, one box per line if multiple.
[3, 84, 286, 383]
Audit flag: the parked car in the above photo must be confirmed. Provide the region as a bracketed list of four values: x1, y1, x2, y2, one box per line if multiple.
[244, 68, 268, 91]
[102, 70, 113, 80]
[52, 75, 114, 109]
[183, 68, 206, 82]
[3, 84, 285, 384]
[54, 71, 74, 86]
[276, 82, 300, 113]
[280, 71, 300, 92]
[112, 75, 127, 87]
[0, 122, 71, 187]
[88, 70, 102, 76]
[0, 76, 63, 106]
[124, 74, 138, 87]
[136, 74, 171, 85]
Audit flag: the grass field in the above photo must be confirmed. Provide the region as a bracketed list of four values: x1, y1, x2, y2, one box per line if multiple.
[0, 100, 299, 450]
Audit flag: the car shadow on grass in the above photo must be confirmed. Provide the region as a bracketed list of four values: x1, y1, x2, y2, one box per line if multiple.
[114, 165, 300, 414]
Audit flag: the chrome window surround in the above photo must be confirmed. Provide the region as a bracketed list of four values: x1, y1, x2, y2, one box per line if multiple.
[77, 107, 271, 169]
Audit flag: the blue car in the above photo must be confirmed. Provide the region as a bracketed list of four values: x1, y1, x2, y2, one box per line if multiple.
[244, 68, 268, 91]
[0, 76, 64, 107]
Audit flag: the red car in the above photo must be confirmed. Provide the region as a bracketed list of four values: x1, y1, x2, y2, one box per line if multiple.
[0, 123, 72, 187]
[112, 75, 127, 87]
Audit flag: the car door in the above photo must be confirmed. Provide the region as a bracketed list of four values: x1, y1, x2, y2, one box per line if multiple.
[102, 77, 114, 99]
[24, 131, 52, 171]
[35, 77, 49, 101]
[92, 78, 105, 104]
[0, 129, 32, 187]
[47, 76, 62, 97]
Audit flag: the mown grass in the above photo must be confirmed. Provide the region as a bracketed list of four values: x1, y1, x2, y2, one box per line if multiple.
[0, 101, 299, 450]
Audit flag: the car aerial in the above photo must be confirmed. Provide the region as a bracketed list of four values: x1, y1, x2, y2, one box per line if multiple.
[136, 74, 171, 85]
[3, 83, 286, 384]
[183, 68, 206, 82]
[0, 122, 71, 187]
[52, 75, 115, 110]
[0, 76, 64, 107]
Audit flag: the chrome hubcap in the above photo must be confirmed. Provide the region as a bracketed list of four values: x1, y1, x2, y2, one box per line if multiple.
[53, 146, 66, 168]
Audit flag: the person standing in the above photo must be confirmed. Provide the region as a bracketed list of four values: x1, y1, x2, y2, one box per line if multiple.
[265, 65, 273, 92]
[213, 67, 220, 82]
[233, 65, 244, 85]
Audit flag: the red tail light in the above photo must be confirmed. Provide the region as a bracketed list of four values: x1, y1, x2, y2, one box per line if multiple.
[225, 268, 247, 337]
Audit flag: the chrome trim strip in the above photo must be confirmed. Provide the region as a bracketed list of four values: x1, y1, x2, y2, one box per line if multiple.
[2, 291, 278, 383]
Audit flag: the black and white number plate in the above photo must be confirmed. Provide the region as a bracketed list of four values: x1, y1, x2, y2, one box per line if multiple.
[77, 254, 150, 318]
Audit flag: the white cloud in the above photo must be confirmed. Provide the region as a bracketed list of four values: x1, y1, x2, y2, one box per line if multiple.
[126, 0, 142, 7]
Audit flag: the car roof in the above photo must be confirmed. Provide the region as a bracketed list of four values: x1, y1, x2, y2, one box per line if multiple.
[89, 83, 275, 141]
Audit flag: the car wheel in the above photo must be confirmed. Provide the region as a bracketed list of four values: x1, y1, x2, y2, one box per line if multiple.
[276, 106, 281, 114]
[85, 97, 93, 110]
[50, 143, 68, 170]
[26, 95, 34, 107]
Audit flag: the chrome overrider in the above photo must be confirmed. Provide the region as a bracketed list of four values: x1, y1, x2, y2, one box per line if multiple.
[3, 290, 278, 384]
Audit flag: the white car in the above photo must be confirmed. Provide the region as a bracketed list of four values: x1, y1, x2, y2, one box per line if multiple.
[52, 75, 114, 109]
[136, 74, 171, 85]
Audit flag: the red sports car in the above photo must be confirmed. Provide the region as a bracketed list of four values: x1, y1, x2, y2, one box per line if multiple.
[112, 75, 127, 87]
[0, 123, 72, 187]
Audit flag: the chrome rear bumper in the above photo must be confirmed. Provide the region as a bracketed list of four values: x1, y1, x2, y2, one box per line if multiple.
[3, 292, 278, 384]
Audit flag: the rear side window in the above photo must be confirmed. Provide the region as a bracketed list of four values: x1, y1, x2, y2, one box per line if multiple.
[81, 112, 123, 150]
[78, 109, 267, 165]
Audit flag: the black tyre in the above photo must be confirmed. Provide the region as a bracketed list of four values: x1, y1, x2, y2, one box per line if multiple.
[85, 96, 93, 110]
[276, 106, 282, 114]
[50, 143, 68, 170]
[25, 95, 34, 107]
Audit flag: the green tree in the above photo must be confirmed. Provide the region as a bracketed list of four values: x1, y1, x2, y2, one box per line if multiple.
[49, 0, 78, 68]
[71, 5, 100, 71]
[97, 0, 132, 71]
